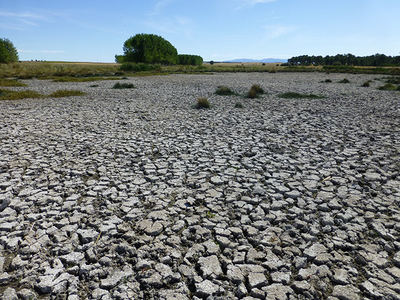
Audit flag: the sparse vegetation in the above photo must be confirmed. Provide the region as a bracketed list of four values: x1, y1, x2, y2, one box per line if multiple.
[195, 97, 210, 109]
[278, 92, 325, 99]
[362, 80, 371, 87]
[120, 63, 161, 72]
[215, 86, 235, 95]
[112, 82, 135, 89]
[234, 102, 243, 108]
[339, 78, 350, 83]
[48, 90, 86, 97]
[0, 89, 85, 100]
[378, 83, 398, 91]
[0, 61, 119, 79]
[386, 77, 400, 84]
[0, 79, 27, 87]
[323, 79, 332, 83]
[0, 89, 43, 100]
[247, 84, 264, 98]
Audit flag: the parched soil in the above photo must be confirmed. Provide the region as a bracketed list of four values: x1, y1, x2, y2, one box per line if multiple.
[0, 73, 399, 299]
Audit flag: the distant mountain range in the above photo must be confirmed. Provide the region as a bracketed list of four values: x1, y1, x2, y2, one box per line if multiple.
[222, 58, 288, 63]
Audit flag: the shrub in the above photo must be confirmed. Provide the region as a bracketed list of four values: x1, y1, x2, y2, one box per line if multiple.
[178, 54, 203, 66]
[90, 84, 99, 87]
[278, 92, 324, 99]
[0, 38, 19, 63]
[112, 82, 135, 89]
[195, 97, 210, 109]
[48, 90, 86, 97]
[247, 84, 264, 98]
[120, 62, 161, 72]
[122, 34, 178, 64]
[115, 55, 125, 63]
[215, 86, 235, 95]
[324, 79, 332, 83]
[339, 78, 350, 83]
[378, 83, 397, 91]
[234, 102, 243, 108]
[361, 81, 371, 87]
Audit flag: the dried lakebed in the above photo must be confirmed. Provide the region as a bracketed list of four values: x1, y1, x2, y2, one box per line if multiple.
[0, 73, 399, 299]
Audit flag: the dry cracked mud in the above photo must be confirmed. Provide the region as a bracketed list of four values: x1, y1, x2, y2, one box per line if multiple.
[0, 72, 399, 299]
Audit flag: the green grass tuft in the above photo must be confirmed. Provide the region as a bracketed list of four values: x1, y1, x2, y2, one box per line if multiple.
[0, 89, 44, 100]
[195, 97, 210, 109]
[278, 92, 325, 99]
[48, 90, 86, 97]
[378, 83, 398, 91]
[0, 79, 27, 87]
[215, 86, 235, 95]
[112, 82, 135, 89]
[361, 80, 371, 87]
[247, 84, 265, 98]
[234, 102, 243, 108]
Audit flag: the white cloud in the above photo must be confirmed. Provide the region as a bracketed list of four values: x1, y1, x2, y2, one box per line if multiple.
[144, 16, 193, 37]
[236, 0, 277, 9]
[149, 0, 175, 16]
[0, 10, 51, 29]
[264, 25, 295, 39]
[0, 11, 46, 19]
[18, 50, 65, 54]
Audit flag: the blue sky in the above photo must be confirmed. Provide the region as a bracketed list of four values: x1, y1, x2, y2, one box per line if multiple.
[1, 0, 399, 62]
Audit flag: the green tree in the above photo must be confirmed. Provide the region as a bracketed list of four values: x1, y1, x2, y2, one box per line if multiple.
[0, 38, 19, 63]
[122, 34, 178, 65]
[177, 54, 203, 66]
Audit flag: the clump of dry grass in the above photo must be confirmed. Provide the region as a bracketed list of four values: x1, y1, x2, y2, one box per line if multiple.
[112, 82, 135, 89]
[0, 89, 85, 100]
[0, 79, 27, 87]
[195, 97, 210, 109]
[0, 89, 43, 100]
[247, 84, 264, 98]
[278, 92, 324, 99]
[215, 86, 235, 95]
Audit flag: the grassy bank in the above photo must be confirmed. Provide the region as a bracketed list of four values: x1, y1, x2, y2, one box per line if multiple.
[1, 61, 400, 79]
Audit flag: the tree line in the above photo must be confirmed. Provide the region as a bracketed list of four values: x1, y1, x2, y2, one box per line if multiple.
[288, 53, 400, 66]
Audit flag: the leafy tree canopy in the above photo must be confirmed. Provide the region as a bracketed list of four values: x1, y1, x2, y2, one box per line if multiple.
[123, 34, 178, 65]
[0, 38, 19, 63]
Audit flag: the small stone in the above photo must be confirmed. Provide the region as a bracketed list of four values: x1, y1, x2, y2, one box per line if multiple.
[17, 288, 37, 300]
[304, 243, 327, 259]
[262, 284, 293, 299]
[195, 280, 220, 297]
[2, 287, 18, 300]
[333, 269, 349, 285]
[100, 268, 133, 290]
[332, 285, 360, 300]
[198, 255, 223, 278]
[210, 176, 224, 185]
[270, 271, 291, 284]
[248, 272, 267, 288]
